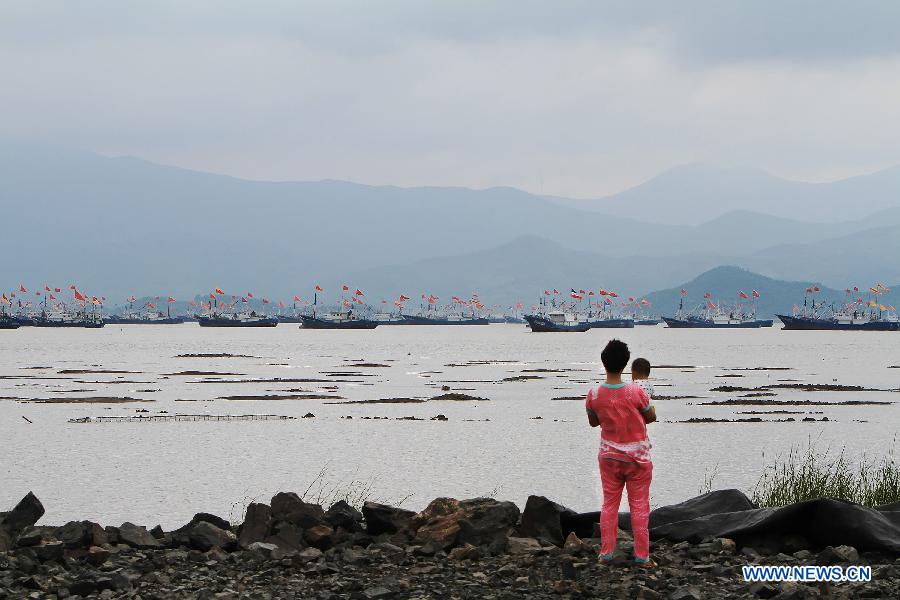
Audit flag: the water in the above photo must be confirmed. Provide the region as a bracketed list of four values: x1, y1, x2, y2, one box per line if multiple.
[1, 324, 898, 529]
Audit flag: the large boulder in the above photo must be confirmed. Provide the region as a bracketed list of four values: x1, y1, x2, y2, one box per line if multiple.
[326, 500, 364, 532]
[0, 492, 45, 551]
[411, 498, 520, 550]
[270, 492, 326, 528]
[188, 521, 237, 552]
[118, 523, 161, 549]
[56, 521, 107, 549]
[238, 503, 272, 548]
[265, 521, 304, 553]
[362, 502, 415, 536]
[518, 495, 578, 546]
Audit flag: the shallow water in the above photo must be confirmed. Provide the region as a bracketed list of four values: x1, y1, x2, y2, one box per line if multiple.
[1, 323, 898, 529]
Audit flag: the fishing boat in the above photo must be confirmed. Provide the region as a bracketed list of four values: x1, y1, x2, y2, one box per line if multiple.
[299, 311, 378, 329]
[0, 314, 21, 329]
[777, 285, 900, 331]
[196, 311, 278, 327]
[275, 314, 304, 324]
[585, 307, 635, 328]
[503, 315, 527, 324]
[371, 312, 412, 325]
[106, 310, 185, 325]
[400, 313, 490, 325]
[635, 318, 662, 326]
[524, 312, 591, 332]
[664, 292, 772, 329]
[32, 310, 105, 328]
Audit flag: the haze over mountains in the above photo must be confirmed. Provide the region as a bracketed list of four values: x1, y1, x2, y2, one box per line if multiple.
[2, 140, 899, 308]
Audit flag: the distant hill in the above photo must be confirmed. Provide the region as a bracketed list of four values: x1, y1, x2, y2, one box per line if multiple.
[556, 163, 900, 225]
[2, 140, 900, 301]
[643, 266, 847, 317]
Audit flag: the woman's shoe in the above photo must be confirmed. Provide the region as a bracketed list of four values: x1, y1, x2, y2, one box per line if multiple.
[633, 556, 657, 567]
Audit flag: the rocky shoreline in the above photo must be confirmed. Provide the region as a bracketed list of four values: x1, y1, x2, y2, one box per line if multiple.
[1, 491, 898, 599]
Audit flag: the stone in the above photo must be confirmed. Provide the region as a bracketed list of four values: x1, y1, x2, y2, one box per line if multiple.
[507, 537, 542, 555]
[69, 578, 97, 597]
[149, 524, 165, 539]
[118, 523, 161, 549]
[189, 512, 231, 531]
[57, 521, 105, 549]
[362, 502, 416, 535]
[295, 547, 323, 563]
[266, 521, 304, 553]
[518, 495, 577, 547]
[816, 545, 859, 565]
[15, 528, 42, 547]
[270, 492, 326, 528]
[33, 541, 65, 562]
[563, 532, 587, 554]
[326, 500, 364, 531]
[188, 521, 237, 552]
[247, 541, 279, 559]
[363, 586, 396, 599]
[448, 543, 480, 561]
[637, 587, 663, 600]
[0, 492, 45, 551]
[456, 498, 520, 548]
[668, 586, 703, 600]
[85, 546, 110, 566]
[749, 582, 778, 598]
[304, 524, 334, 549]
[238, 502, 272, 548]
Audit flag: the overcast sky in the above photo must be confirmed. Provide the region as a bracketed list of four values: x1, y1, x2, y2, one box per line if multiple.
[3, 1, 900, 196]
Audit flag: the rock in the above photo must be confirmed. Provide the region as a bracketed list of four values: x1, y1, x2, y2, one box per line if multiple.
[85, 546, 110, 566]
[518, 495, 578, 547]
[325, 500, 363, 531]
[15, 528, 42, 547]
[448, 543, 480, 561]
[295, 547, 323, 563]
[188, 521, 237, 552]
[304, 524, 334, 549]
[563, 532, 587, 554]
[189, 512, 231, 531]
[149, 524, 165, 539]
[363, 586, 396, 599]
[0, 492, 45, 551]
[749, 582, 778, 598]
[781, 534, 810, 553]
[266, 521, 304, 553]
[559, 556, 576, 579]
[118, 522, 161, 549]
[410, 498, 464, 549]
[362, 502, 415, 535]
[637, 587, 663, 600]
[69, 578, 97, 597]
[246, 541, 279, 559]
[507, 537, 542, 555]
[57, 521, 106, 549]
[409, 497, 519, 550]
[668, 585, 703, 600]
[817, 545, 859, 565]
[270, 492, 326, 528]
[33, 541, 65, 562]
[238, 502, 272, 548]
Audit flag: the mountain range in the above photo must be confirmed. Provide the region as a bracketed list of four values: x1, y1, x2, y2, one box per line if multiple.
[2, 139, 899, 306]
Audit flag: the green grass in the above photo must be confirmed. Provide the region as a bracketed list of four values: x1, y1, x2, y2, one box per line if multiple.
[751, 440, 900, 508]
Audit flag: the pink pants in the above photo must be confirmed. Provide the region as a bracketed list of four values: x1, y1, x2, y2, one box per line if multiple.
[599, 457, 652, 559]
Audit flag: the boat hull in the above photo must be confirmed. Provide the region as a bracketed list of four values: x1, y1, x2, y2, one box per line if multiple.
[524, 315, 591, 332]
[399, 314, 490, 325]
[0, 319, 21, 329]
[636, 318, 662, 326]
[663, 317, 773, 329]
[777, 314, 900, 331]
[587, 318, 635, 329]
[197, 316, 278, 327]
[32, 319, 105, 328]
[106, 316, 186, 325]
[299, 315, 378, 329]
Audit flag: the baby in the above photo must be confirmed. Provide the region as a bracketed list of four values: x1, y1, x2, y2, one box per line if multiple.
[631, 358, 654, 399]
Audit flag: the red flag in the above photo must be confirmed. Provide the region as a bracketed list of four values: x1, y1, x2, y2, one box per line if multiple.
[570, 292, 582, 300]
[604, 297, 612, 304]
[241, 297, 248, 302]
[293, 295, 301, 302]
[342, 285, 349, 291]
[55, 287, 61, 293]
[752, 290, 760, 298]
[49, 294, 56, 301]
[640, 299, 649, 305]
[44, 286, 51, 292]
[853, 287, 859, 292]
[315, 285, 323, 292]
[703, 292, 711, 299]
[278, 301, 285, 309]
[609, 292, 618, 298]
[247, 292, 253, 298]
[188, 300, 196, 307]
[805, 287, 813, 294]
[680, 288, 687, 296]
[262, 298, 269, 304]
[739, 291, 749, 299]
[588, 291, 595, 296]
[355, 288, 364, 296]
[19, 285, 26, 293]
[215, 288, 224, 295]
[74, 290, 86, 302]
[167, 297, 176, 303]
[209, 293, 216, 299]
[813, 286, 820, 292]
[543, 290, 550, 296]
[707, 300, 717, 310]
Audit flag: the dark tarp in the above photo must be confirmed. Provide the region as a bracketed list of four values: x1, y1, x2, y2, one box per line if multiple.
[562, 490, 900, 554]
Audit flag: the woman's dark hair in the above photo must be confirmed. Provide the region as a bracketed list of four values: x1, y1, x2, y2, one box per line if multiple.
[601, 339, 630, 374]
[632, 357, 651, 377]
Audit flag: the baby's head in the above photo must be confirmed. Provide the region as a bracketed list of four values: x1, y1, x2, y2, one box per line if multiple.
[631, 357, 651, 381]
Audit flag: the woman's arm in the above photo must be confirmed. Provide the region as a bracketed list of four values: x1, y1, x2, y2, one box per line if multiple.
[586, 408, 600, 428]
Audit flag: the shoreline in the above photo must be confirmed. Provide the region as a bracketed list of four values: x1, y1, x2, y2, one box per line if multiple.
[1, 490, 898, 599]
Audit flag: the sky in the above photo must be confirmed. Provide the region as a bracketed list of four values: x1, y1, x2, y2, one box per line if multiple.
[3, 1, 900, 197]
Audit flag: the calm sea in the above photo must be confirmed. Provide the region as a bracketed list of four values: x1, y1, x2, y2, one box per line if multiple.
[1, 323, 897, 528]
